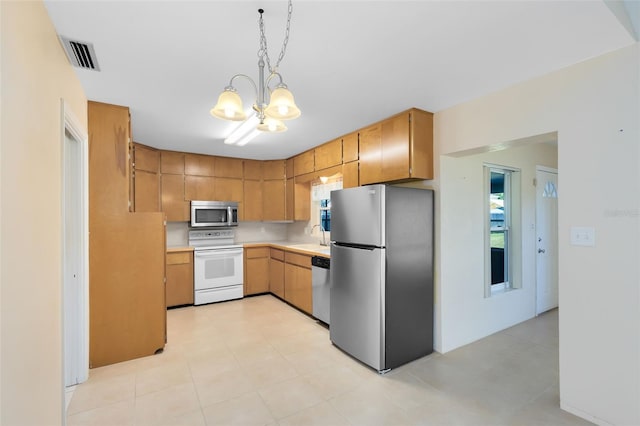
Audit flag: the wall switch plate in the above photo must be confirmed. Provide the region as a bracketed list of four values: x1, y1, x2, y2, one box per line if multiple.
[571, 226, 595, 246]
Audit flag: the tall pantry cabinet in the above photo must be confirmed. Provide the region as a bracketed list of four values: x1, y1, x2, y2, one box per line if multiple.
[88, 101, 166, 368]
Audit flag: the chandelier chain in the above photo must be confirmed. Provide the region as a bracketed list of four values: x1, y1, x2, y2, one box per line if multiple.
[258, 0, 293, 74]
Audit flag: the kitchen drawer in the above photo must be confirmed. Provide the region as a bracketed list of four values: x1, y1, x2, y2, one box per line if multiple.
[285, 251, 311, 269]
[167, 252, 191, 265]
[270, 248, 285, 261]
[246, 247, 270, 258]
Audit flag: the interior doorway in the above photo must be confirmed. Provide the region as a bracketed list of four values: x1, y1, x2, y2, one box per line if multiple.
[535, 166, 559, 314]
[62, 100, 89, 392]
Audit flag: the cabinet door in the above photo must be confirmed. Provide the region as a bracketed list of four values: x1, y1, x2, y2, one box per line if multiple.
[314, 138, 342, 170]
[134, 144, 160, 173]
[215, 177, 243, 202]
[342, 132, 359, 163]
[284, 262, 312, 314]
[161, 174, 190, 222]
[381, 112, 410, 182]
[293, 151, 314, 176]
[342, 161, 359, 189]
[263, 160, 285, 180]
[263, 179, 286, 221]
[184, 175, 215, 201]
[269, 257, 285, 299]
[358, 124, 382, 185]
[285, 178, 294, 221]
[215, 157, 243, 178]
[244, 159, 263, 180]
[285, 158, 294, 179]
[134, 170, 160, 212]
[243, 179, 263, 221]
[185, 154, 215, 176]
[88, 101, 131, 218]
[294, 180, 310, 221]
[160, 151, 184, 174]
[166, 252, 193, 307]
[245, 247, 270, 295]
[408, 108, 434, 180]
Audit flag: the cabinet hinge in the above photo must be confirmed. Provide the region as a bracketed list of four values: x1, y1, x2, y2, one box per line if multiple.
[163, 277, 167, 284]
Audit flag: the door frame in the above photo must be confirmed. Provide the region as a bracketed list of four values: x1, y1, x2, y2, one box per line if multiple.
[61, 99, 89, 394]
[535, 165, 558, 314]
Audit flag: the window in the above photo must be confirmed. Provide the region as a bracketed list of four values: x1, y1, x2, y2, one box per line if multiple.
[311, 179, 342, 234]
[320, 199, 331, 231]
[485, 165, 520, 296]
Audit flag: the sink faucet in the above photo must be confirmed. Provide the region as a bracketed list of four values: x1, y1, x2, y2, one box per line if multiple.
[312, 224, 327, 246]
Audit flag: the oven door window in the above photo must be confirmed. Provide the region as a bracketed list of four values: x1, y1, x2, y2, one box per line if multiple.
[194, 249, 243, 290]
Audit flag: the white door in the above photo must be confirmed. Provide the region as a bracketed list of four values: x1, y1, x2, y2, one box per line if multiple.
[536, 167, 559, 314]
[63, 103, 89, 388]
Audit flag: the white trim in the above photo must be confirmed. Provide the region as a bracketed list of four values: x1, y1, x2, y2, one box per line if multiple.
[60, 99, 89, 421]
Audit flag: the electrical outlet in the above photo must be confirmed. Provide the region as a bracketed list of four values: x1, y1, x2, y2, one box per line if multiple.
[570, 226, 595, 247]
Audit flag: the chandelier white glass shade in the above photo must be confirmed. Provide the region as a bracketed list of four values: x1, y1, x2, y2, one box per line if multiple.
[211, 1, 300, 145]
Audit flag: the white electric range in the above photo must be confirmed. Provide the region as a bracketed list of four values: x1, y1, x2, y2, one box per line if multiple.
[188, 228, 244, 305]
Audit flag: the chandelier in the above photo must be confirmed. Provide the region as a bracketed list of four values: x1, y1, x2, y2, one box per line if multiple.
[211, 1, 301, 146]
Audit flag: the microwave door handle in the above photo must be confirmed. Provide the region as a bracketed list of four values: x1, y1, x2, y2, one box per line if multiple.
[227, 206, 232, 226]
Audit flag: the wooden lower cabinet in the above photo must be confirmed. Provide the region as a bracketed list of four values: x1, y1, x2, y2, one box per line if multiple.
[269, 249, 285, 299]
[166, 250, 193, 307]
[284, 252, 312, 314]
[244, 247, 270, 295]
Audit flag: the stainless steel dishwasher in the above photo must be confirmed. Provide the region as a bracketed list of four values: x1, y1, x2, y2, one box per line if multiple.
[311, 256, 331, 325]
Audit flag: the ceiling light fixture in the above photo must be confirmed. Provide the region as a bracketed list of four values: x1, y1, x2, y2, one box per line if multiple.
[211, 1, 300, 146]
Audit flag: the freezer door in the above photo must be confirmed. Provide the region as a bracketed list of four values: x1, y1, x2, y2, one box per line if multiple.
[330, 185, 385, 247]
[329, 243, 385, 370]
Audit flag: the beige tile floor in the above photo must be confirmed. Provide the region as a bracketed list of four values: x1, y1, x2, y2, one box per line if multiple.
[67, 295, 592, 426]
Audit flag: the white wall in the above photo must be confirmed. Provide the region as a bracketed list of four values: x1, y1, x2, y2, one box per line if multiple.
[0, 1, 87, 424]
[435, 44, 639, 425]
[438, 141, 557, 352]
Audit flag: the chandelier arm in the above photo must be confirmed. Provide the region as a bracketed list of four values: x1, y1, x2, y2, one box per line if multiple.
[265, 72, 285, 91]
[228, 73, 259, 99]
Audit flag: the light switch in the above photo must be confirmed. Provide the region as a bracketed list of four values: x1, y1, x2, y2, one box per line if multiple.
[570, 226, 595, 247]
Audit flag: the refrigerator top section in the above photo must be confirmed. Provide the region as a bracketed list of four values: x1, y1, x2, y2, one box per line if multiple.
[330, 185, 386, 247]
[330, 185, 434, 249]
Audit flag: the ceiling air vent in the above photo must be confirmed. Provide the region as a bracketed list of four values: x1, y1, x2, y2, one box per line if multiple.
[59, 36, 100, 71]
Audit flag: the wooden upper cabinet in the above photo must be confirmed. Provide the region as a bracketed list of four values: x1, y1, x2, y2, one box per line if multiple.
[314, 138, 342, 170]
[263, 179, 286, 221]
[342, 132, 359, 162]
[215, 156, 243, 179]
[285, 158, 294, 179]
[134, 144, 160, 173]
[160, 151, 184, 175]
[358, 124, 382, 185]
[263, 160, 285, 180]
[214, 177, 243, 202]
[293, 150, 314, 176]
[184, 175, 215, 200]
[161, 174, 190, 222]
[88, 101, 131, 219]
[244, 159, 263, 181]
[342, 161, 359, 189]
[380, 112, 411, 182]
[133, 143, 160, 212]
[243, 179, 263, 221]
[380, 109, 433, 182]
[285, 178, 294, 221]
[185, 153, 215, 176]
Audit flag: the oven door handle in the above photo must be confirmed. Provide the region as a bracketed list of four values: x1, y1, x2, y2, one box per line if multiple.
[195, 248, 243, 259]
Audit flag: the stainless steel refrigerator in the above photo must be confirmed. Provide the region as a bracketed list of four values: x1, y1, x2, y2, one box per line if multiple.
[329, 184, 434, 372]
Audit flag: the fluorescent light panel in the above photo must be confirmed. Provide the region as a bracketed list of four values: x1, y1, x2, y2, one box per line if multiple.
[224, 115, 260, 145]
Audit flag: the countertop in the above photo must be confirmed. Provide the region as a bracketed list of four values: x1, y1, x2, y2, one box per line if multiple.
[167, 241, 330, 257]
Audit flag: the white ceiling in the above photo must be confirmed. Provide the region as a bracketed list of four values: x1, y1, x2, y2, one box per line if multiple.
[44, 1, 637, 160]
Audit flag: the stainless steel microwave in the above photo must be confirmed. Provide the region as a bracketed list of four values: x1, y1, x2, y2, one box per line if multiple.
[190, 200, 239, 228]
